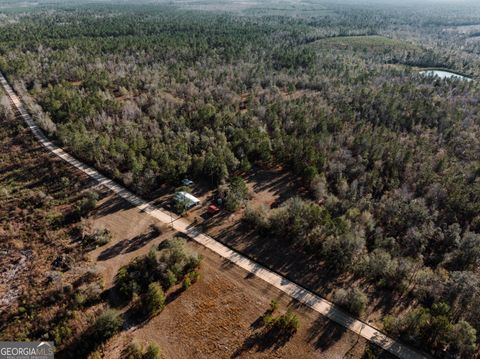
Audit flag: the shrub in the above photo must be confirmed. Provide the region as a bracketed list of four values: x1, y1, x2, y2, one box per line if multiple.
[87, 351, 102, 359]
[334, 288, 368, 316]
[270, 310, 300, 334]
[81, 226, 112, 249]
[182, 270, 201, 290]
[450, 320, 477, 357]
[123, 342, 162, 359]
[164, 270, 177, 289]
[262, 313, 274, 327]
[158, 238, 201, 282]
[145, 282, 165, 317]
[51, 322, 72, 346]
[95, 229, 112, 246]
[173, 197, 189, 215]
[269, 299, 279, 313]
[322, 232, 366, 272]
[262, 303, 300, 335]
[143, 343, 162, 359]
[74, 292, 87, 307]
[116, 267, 140, 300]
[79, 282, 103, 306]
[243, 204, 270, 231]
[383, 303, 476, 355]
[184, 255, 202, 274]
[93, 309, 123, 342]
[77, 191, 99, 217]
[115, 238, 202, 302]
[382, 315, 399, 335]
[187, 270, 200, 284]
[123, 342, 143, 359]
[182, 275, 191, 290]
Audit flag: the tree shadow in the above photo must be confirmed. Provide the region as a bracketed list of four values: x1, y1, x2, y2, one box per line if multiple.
[245, 166, 300, 209]
[121, 285, 186, 331]
[231, 326, 295, 358]
[97, 225, 161, 261]
[93, 196, 136, 217]
[55, 320, 104, 359]
[306, 316, 347, 351]
[231, 304, 298, 358]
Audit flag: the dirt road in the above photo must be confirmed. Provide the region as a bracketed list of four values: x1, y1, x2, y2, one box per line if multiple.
[0, 72, 428, 359]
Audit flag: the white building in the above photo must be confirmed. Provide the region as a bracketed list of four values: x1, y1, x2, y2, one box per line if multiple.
[174, 191, 201, 209]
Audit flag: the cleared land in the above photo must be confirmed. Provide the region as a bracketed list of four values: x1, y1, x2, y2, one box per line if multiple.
[90, 195, 374, 359]
[0, 93, 390, 359]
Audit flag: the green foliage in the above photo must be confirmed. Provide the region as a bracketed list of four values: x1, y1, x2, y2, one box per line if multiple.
[182, 275, 191, 290]
[262, 313, 274, 327]
[450, 321, 477, 357]
[165, 270, 177, 288]
[271, 310, 300, 333]
[261, 300, 299, 336]
[262, 307, 300, 335]
[3, 2, 480, 355]
[173, 197, 189, 215]
[356, 249, 413, 289]
[75, 191, 98, 218]
[93, 309, 123, 342]
[221, 176, 249, 212]
[246, 197, 364, 272]
[145, 282, 166, 317]
[383, 302, 477, 356]
[115, 239, 201, 303]
[269, 299, 279, 313]
[116, 266, 141, 300]
[143, 343, 162, 359]
[123, 342, 143, 359]
[244, 204, 270, 231]
[50, 321, 72, 347]
[123, 342, 162, 359]
[334, 288, 368, 316]
[185, 270, 200, 286]
[81, 226, 112, 249]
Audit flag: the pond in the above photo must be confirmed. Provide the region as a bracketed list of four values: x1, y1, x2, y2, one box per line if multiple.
[419, 69, 472, 81]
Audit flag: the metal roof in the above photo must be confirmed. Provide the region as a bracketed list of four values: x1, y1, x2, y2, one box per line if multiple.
[175, 191, 200, 204]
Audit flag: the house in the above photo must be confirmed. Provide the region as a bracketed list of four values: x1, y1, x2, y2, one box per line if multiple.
[174, 191, 201, 209]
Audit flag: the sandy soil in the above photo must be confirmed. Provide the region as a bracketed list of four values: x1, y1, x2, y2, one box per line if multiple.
[87, 194, 169, 287]
[1, 108, 388, 359]
[126, 243, 369, 359]
[85, 195, 375, 359]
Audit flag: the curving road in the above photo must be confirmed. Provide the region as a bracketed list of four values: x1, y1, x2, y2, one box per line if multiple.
[0, 72, 428, 359]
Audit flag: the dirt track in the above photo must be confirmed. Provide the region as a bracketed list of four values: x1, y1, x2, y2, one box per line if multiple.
[0, 71, 424, 359]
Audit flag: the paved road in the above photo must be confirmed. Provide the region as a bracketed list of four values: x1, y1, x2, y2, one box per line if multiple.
[0, 73, 427, 359]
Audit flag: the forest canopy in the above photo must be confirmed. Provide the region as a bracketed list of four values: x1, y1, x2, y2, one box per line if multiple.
[1, 0, 480, 357]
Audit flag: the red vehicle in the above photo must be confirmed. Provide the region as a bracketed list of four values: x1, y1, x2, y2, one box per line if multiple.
[207, 204, 220, 214]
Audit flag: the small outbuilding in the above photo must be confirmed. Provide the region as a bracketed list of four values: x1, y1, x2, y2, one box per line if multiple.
[174, 191, 201, 209]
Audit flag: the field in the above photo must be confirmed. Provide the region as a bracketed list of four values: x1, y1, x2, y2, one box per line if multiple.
[0, 97, 394, 358]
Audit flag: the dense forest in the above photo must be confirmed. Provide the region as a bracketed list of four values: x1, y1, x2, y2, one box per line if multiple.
[1, 0, 480, 357]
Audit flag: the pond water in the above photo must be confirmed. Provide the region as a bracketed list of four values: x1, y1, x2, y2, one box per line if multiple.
[419, 69, 472, 81]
